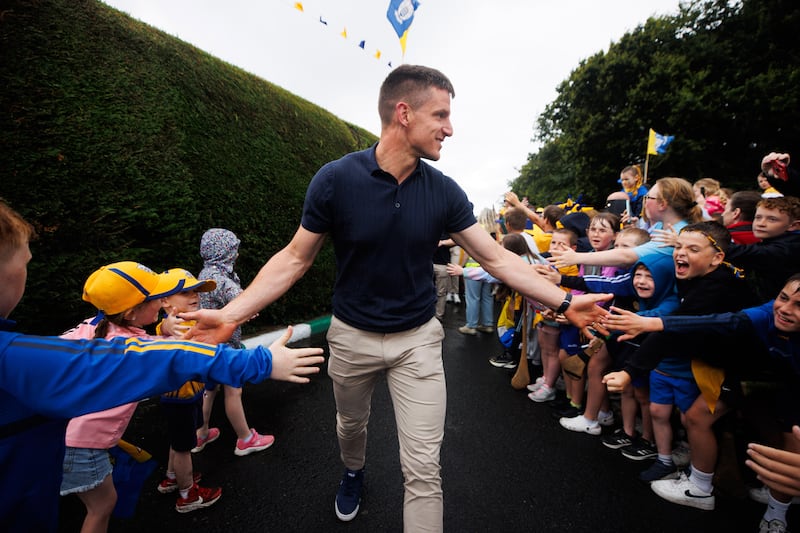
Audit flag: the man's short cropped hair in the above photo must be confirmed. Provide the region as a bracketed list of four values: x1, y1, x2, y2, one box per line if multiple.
[378, 65, 455, 126]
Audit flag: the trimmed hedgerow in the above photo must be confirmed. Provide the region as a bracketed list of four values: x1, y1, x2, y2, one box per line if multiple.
[0, 0, 376, 334]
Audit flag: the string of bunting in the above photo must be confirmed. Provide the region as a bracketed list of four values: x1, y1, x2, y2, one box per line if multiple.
[292, 1, 420, 68]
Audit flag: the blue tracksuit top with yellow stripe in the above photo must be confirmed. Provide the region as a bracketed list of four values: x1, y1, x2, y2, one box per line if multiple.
[0, 320, 274, 532]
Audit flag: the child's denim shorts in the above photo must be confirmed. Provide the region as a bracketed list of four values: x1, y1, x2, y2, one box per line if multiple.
[60, 446, 113, 495]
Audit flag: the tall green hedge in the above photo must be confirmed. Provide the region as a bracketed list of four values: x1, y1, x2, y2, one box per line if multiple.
[0, 0, 377, 334]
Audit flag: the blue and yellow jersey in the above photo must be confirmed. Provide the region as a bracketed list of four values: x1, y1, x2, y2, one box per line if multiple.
[0, 329, 274, 531]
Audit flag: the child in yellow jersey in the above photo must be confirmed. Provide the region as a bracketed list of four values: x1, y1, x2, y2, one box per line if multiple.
[154, 268, 222, 513]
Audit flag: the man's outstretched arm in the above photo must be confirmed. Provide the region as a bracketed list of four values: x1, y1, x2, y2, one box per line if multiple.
[452, 224, 611, 328]
[184, 226, 326, 344]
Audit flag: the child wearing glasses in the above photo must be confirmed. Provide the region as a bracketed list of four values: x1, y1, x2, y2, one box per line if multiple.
[550, 177, 704, 272]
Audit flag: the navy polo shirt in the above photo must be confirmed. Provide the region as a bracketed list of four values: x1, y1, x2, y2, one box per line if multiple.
[301, 145, 476, 332]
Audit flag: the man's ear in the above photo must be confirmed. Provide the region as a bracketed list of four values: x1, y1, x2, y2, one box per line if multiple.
[789, 219, 800, 232]
[396, 102, 411, 126]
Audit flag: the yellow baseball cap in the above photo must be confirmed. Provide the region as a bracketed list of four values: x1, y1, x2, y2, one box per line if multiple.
[158, 268, 216, 294]
[82, 261, 181, 315]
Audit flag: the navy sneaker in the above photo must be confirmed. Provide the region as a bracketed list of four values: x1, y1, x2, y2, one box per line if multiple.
[639, 460, 679, 482]
[335, 468, 364, 522]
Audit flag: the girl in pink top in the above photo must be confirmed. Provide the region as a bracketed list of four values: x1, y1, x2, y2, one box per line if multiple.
[59, 261, 179, 533]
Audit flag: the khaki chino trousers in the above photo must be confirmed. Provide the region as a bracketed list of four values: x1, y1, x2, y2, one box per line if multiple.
[327, 315, 446, 533]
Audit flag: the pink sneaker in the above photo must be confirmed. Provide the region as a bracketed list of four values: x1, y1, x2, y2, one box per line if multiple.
[234, 429, 275, 456]
[191, 427, 220, 453]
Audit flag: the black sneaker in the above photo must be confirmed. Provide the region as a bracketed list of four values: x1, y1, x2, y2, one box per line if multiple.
[602, 428, 636, 450]
[488, 353, 517, 369]
[639, 460, 679, 482]
[335, 468, 364, 522]
[620, 437, 658, 461]
[548, 395, 570, 410]
[550, 404, 583, 420]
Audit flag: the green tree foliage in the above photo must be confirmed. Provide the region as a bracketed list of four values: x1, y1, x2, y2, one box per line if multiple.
[512, 0, 800, 207]
[0, 0, 377, 334]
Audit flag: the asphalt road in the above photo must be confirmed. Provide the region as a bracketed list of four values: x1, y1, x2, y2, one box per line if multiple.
[59, 303, 795, 532]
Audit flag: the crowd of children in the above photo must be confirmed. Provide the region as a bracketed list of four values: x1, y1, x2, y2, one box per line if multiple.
[4, 150, 800, 531]
[52, 230, 283, 523]
[457, 154, 800, 533]
[0, 201, 325, 532]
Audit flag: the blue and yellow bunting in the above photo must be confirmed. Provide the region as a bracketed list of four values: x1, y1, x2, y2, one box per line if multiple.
[292, 2, 413, 68]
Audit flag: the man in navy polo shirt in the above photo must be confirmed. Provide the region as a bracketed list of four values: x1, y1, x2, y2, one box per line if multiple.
[186, 64, 611, 532]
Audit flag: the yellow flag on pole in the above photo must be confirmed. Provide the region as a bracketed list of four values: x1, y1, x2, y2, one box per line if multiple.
[647, 128, 675, 155]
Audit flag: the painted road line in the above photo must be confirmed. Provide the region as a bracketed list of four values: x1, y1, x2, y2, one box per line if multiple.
[243, 315, 331, 348]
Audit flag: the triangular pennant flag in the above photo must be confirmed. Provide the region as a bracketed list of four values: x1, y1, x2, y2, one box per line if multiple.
[374, 50, 382, 59]
[340, 27, 347, 38]
[293, 2, 303, 12]
[359, 40, 365, 49]
[398, 31, 409, 55]
[319, 16, 327, 25]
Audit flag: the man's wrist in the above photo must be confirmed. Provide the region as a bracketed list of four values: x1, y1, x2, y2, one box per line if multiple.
[554, 292, 572, 314]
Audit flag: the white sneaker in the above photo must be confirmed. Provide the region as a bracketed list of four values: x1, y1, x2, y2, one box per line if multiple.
[759, 518, 788, 533]
[458, 325, 477, 336]
[526, 377, 545, 392]
[452, 294, 461, 304]
[749, 485, 800, 505]
[528, 384, 555, 403]
[559, 415, 601, 435]
[598, 411, 615, 427]
[651, 473, 715, 511]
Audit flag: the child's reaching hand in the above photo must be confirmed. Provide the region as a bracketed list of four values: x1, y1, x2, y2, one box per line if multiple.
[601, 306, 664, 341]
[159, 312, 193, 338]
[267, 326, 325, 383]
[650, 224, 679, 248]
[602, 370, 631, 392]
[533, 264, 561, 285]
[446, 263, 463, 276]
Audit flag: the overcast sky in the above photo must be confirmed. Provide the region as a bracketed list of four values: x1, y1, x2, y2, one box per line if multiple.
[102, 0, 682, 211]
